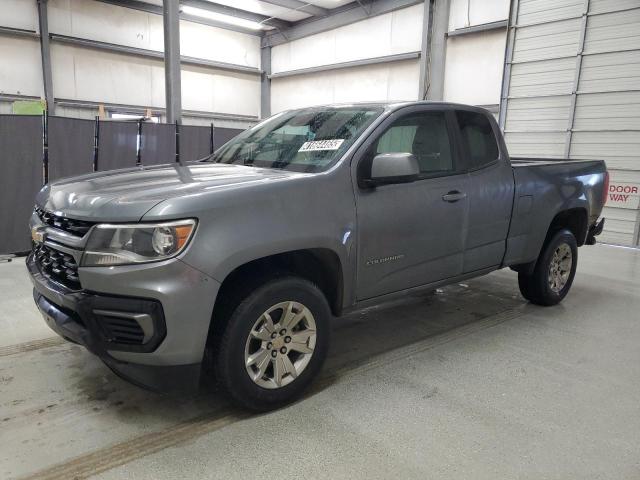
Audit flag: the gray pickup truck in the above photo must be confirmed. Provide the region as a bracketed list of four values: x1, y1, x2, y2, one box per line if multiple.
[27, 102, 607, 410]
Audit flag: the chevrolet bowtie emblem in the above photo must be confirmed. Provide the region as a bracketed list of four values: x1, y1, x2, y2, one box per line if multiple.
[31, 226, 46, 244]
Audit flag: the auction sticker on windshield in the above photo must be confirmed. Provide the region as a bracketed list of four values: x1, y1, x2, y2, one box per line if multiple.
[299, 139, 345, 152]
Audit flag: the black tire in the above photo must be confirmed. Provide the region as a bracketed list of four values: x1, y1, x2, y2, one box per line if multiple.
[214, 276, 331, 411]
[518, 229, 578, 306]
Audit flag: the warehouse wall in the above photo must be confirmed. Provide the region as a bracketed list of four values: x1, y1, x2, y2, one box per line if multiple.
[270, 4, 424, 113]
[0, 0, 260, 128]
[443, 0, 509, 108]
[501, 0, 640, 246]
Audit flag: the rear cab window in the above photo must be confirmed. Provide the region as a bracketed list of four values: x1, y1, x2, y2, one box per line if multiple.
[455, 110, 499, 171]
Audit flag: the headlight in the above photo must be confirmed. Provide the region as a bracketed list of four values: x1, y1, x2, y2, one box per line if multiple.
[81, 219, 196, 266]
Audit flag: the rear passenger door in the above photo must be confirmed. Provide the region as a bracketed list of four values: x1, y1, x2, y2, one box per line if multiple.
[454, 110, 515, 273]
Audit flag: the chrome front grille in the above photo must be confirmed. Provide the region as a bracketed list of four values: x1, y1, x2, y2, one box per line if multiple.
[35, 207, 94, 237]
[33, 243, 81, 290]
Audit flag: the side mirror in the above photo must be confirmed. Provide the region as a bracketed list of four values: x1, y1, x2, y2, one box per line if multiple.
[368, 153, 420, 186]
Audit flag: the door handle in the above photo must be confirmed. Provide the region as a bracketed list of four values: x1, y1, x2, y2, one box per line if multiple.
[442, 191, 467, 203]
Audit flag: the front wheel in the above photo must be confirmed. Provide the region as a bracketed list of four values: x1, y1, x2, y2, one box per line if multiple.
[518, 229, 578, 306]
[214, 276, 331, 411]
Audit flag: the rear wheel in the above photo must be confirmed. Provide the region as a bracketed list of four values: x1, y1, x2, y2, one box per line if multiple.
[518, 229, 578, 306]
[214, 276, 330, 411]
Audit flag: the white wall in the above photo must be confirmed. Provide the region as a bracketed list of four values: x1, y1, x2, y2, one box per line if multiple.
[272, 4, 423, 73]
[0, 0, 38, 30]
[0, 36, 43, 98]
[0, 0, 261, 122]
[442, 0, 509, 107]
[443, 29, 507, 106]
[448, 0, 510, 31]
[270, 4, 424, 113]
[271, 59, 420, 112]
[48, 0, 261, 68]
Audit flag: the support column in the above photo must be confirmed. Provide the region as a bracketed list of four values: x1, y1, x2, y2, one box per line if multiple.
[418, 0, 432, 100]
[498, 0, 519, 131]
[261, 45, 272, 119]
[36, 0, 55, 114]
[426, 0, 450, 101]
[163, 0, 182, 125]
[564, 0, 590, 157]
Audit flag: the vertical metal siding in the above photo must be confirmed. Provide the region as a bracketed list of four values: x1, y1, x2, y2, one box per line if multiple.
[502, 0, 640, 245]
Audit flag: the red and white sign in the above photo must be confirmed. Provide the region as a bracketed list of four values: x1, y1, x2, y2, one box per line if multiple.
[608, 183, 640, 209]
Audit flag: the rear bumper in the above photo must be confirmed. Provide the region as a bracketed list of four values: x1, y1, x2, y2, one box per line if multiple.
[27, 250, 220, 393]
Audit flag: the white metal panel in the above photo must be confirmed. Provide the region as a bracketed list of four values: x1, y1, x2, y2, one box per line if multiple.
[271, 72, 335, 113]
[443, 30, 507, 105]
[570, 132, 640, 160]
[599, 206, 637, 245]
[512, 18, 581, 63]
[583, 8, 640, 54]
[209, 70, 260, 116]
[504, 131, 566, 157]
[516, 0, 584, 25]
[270, 60, 420, 113]
[49, 0, 152, 48]
[578, 50, 640, 93]
[52, 43, 156, 106]
[448, 0, 509, 31]
[0, 0, 38, 30]
[271, 5, 423, 74]
[573, 91, 640, 131]
[51, 43, 260, 116]
[502, 0, 640, 245]
[48, 0, 260, 68]
[0, 36, 43, 97]
[505, 96, 571, 131]
[509, 57, 576, 97]
[589, 0, 640, 14]
[158, 18, 261, 68]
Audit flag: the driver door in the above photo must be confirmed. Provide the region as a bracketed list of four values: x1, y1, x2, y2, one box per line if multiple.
[353, 106, 469, 301]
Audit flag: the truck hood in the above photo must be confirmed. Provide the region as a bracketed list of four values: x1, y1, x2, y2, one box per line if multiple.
[37, 163, 305, 221]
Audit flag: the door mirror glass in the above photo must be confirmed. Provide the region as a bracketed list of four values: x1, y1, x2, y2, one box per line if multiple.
[368, 153, 420, 186]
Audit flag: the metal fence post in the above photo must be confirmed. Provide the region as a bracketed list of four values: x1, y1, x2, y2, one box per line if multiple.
[137, 119, 143, 166]
[175, 123, 181, 164]
[93, 115, 100, 172]
[42, 111, 49, 185]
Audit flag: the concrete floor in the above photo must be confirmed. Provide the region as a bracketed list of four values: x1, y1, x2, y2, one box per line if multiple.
[0, 244, 639, 479]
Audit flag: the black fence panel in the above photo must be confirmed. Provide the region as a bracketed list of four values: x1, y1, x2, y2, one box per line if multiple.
[48, 116, 95, 181]
[97, 121, 138, 171]
[179, 125, 211, 162]
[215, 127, 243, 148]
[141, 123, 176, 166]
[0, 115, 43, 254]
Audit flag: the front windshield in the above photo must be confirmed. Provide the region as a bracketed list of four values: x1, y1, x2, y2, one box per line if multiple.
[207, 106, 384, 173]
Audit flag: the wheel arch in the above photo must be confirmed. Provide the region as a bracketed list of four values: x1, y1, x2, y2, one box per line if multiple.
[204, 248, 344, 352]
[511, 207, 588, 274]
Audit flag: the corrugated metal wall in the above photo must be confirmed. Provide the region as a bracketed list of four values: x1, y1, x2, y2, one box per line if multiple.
[501, 0, 640, 246]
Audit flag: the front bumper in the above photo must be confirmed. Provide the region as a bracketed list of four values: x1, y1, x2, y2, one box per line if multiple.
[27, 251, 220, 393]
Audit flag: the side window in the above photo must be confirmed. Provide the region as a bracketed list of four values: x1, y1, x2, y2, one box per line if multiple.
[370, 111, 454, 176]
[455, 110, 499, 169]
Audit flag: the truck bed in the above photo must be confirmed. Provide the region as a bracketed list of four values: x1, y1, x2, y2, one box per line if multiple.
[510, 157, 604, 168]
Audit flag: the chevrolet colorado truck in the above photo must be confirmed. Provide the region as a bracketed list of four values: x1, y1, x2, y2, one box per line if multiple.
[27, 102, 607, 410]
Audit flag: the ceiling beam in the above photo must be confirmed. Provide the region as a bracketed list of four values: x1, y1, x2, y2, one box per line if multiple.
[259, 0, 328, 17]
[94, 0, 288, 34]
[263, 0, 423, 47]
[181, 0, 291, 30]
